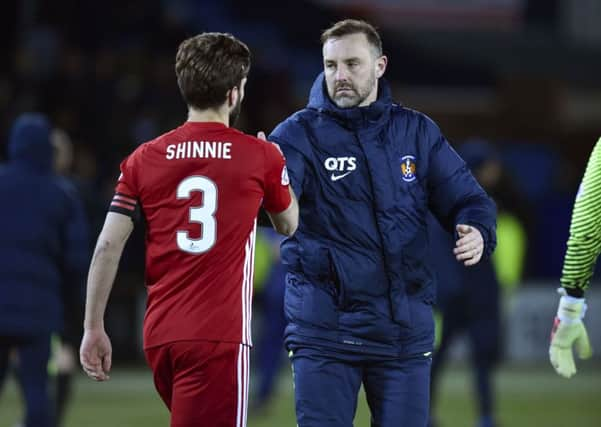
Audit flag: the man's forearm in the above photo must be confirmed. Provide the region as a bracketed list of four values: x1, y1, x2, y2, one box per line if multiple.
[561, 138, 601, 296]
[83, 239, 124, 330]
[267, 186, 299, 237]
[83, 212, 134, 330]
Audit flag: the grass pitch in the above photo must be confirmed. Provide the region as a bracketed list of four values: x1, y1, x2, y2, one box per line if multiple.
[0, 363, 599, 426]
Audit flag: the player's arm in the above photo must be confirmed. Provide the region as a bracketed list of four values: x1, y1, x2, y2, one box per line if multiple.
[560, 137, 601, 297]
[84, 212, 133, 330]
[550, 138, 600, 378]
[266, 186, 298, 236]
[80, 212, 133, 381]
[258, 130, 300, 236]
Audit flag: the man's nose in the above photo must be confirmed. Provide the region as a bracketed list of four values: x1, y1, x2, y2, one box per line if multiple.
[335, 65, 349, 81]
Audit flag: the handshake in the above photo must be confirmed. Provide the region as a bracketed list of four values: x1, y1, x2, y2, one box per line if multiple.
[549, 288, 592, 378]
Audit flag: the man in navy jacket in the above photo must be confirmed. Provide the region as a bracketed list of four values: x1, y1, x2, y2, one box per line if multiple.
[269, 20, 497, 427]
[0, 113, 89, 427]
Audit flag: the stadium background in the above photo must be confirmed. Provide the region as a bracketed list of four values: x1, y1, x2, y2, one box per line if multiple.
[1, 0, 600, 426]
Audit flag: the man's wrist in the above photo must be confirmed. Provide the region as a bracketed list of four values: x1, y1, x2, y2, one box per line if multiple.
[557, 288, 587, 323]
[83, 320, 104, 331]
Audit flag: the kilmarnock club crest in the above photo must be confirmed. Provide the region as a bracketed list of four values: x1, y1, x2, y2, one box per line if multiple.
[401, 155, 417, 182]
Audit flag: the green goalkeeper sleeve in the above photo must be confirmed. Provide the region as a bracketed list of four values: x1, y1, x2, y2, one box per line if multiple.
[550, 138, 600, 378]
[560, 137, 601, 297]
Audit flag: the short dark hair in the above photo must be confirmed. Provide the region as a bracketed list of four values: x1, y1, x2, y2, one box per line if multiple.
[321, 19, 383, 56]
[175, 32, 251, 110]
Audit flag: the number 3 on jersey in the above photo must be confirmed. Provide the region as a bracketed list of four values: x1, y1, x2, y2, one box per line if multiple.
[176, 176, 217, 254]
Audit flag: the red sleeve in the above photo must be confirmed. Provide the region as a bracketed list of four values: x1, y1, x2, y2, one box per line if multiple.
[109, 152, 140, 219]
[262, 142, 292, 213]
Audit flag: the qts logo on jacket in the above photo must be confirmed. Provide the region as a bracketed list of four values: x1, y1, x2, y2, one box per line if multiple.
[401, 155, 417, 182]
[324, 156, 357, 182]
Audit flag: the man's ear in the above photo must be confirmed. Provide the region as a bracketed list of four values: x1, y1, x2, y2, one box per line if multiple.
[227, 86, 239, 108]
[375, 55, 388, 79]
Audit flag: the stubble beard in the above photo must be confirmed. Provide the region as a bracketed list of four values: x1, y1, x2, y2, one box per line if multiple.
[331, 72, 376, 109]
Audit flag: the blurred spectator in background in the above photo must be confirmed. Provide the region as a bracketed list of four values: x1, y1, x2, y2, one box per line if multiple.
[428, 140, 527, 427]
[0, 113, 89, 427]
[50, 128, 89, 427]
[253, 228, 288, 412]
[472, 142, 529, 294]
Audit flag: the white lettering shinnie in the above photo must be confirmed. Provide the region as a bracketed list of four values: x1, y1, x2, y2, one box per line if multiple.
[166, 141, 232, 160]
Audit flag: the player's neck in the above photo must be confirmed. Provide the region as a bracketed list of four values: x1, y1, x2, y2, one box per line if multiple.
[187, 107, 229, 127]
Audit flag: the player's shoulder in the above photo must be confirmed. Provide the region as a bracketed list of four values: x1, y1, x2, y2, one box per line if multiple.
[224, 128, 276, 162]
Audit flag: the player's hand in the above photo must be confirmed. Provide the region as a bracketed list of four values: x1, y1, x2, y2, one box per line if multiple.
[257, 131, 284, 156]
[80, 328, 112, 381]
[453, 224, 483, 266]
[549, 288, 592, 378]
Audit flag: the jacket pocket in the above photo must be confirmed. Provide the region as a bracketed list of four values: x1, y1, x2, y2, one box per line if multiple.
[284, 272, 338, 329]
[402, 254, 435, 305]
[327, 249, 346, 308]
[284, 273, 303, 323]
[299, 243, 332, 282]
[298, 241, 342, 305]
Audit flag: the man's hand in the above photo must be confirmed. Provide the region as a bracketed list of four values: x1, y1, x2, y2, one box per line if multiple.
[549, 288, 592, 378]
[80, 328, 112, 381]
[453, 224, 484, 266]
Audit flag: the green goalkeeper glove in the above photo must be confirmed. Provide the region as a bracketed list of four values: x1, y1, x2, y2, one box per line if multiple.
[549, 288, 592, 378]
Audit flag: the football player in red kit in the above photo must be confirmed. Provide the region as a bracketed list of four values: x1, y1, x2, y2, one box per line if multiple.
[79, 33, 298, 427]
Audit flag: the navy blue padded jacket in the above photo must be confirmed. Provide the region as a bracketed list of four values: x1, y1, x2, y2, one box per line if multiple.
[270, 74, 496, 356]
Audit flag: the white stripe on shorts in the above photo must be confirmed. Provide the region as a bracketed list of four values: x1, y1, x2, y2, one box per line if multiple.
[236, 344, 250, 427]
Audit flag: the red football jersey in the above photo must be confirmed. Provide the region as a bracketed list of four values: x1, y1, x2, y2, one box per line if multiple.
[109, 122, 291, 349]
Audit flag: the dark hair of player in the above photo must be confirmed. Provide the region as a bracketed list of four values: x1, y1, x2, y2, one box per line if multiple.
[175, 32, 251, 110]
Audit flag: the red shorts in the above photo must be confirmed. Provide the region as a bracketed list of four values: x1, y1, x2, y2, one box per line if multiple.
[145, 341, 250, 427]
